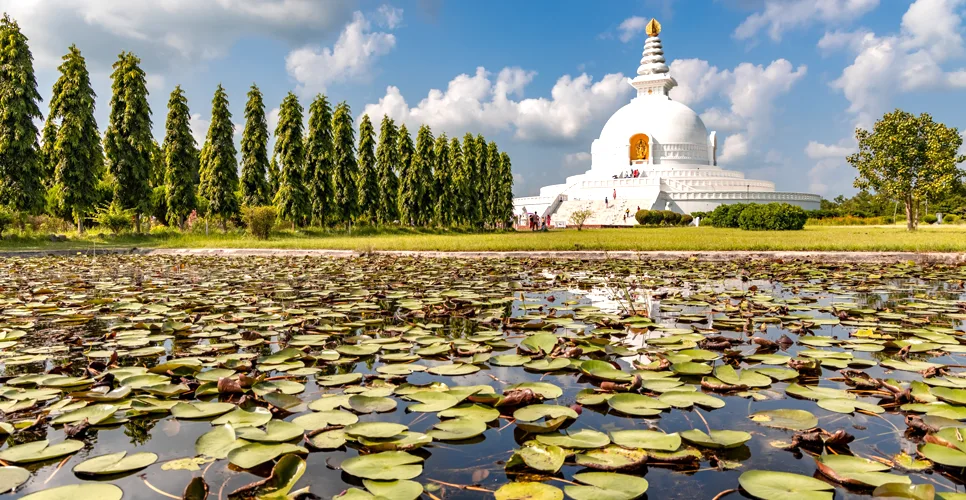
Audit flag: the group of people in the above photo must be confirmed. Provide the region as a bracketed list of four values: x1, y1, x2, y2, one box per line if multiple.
[611, 169, 641, 179]
[526, 212, 550, 231]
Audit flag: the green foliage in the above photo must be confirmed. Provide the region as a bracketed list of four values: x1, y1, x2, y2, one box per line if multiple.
[433, 134, 454, 225]
[332, 101, 358, 226]
[267, 154, 280, 200]
[705, 204, 748, 228]
[470, 134, 487, 227]
[47, 45, 102, 231]
[357, 114, 379, 222]
[243, 206, 277, 240]
[635, 210, 691, 226]
[411, 125, 436, 226]
[850, 109, 966, 230]
[163, 86, 197, 227]
[484, 141, 501, 227]
[273, 93, 310, 226]
[105, 51, 153, 226]
[376, 116, 400, 224]
[397, 125, 419, 225]
[198, 84, 240, 228]
[0, 14, 46, 214]
[569, 209, 594, 231]
[150, 185, 167, 224]
[924, 214, 938, 224]
[737, 203, 808, 230]
[148, 140, 164, 188]
[496, 151, 515, 228]
[0, 207, 13, 238]
[305, 95, 334, 225]
[94, 201, 134, 235]
[944, 214, 958, 224]
[240, 84, 270, 206]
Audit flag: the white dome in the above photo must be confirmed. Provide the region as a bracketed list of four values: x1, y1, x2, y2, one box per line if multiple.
[598, 96, 709, 146]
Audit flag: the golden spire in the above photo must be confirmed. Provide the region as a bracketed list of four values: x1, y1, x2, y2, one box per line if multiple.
[645, 18, 661, 37]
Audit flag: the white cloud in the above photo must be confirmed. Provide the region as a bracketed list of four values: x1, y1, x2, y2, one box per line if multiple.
[267, 107, 281, 136]
[718, 133, 750, 164]
[189, 113, 210, 146]
[0, 0, 356, 71]
[563, 151, 592, 173]
[805, 140, 853, 159]
[617, 16, 649, 43]
[808, 158, 854, 195]
[671, 58, 806, 138]
[823, 0, 966, 128]
[362, 67, 633, 144]
[735, 0, 880, 42]
[285, 10, 399, 95]
[376, 5, 403, 29]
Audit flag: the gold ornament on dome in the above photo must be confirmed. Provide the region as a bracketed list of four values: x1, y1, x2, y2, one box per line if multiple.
[646, 18, 661, 37]
[629, 133, 649, 162]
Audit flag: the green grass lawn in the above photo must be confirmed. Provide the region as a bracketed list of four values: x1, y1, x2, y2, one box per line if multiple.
[1, 224, 965, 252]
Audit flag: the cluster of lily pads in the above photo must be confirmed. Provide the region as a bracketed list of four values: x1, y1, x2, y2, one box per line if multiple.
[0, 256, 965, 500]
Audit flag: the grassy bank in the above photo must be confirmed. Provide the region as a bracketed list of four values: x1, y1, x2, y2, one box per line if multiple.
[1, 225, 966, 253]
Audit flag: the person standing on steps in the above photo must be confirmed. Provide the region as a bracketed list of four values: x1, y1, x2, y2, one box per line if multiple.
[613, 188, 617, 200]
[605, 196, 608, 208]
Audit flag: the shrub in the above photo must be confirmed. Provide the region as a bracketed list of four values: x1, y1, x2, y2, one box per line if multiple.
[569, 209, 594, 231]
[635, 209, 691, 226]
[738, 203, 807, 230]
[244, 205, 277, 240]
[680, 214, 694, 225]
[923, 214, 938, 224]
[706, 203, 747, 228]
[944, 214, 959, 224]
[690, 211, 709, 220]
[0, 208, 13, 238]
[94, 201, 134, 235]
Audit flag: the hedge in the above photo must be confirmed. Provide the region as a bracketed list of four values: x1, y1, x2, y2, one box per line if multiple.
[736, 203, 808, 230]
[634, 209, 692, 226]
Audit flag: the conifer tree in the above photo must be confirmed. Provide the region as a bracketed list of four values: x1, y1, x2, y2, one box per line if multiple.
[47, 45, 101, 232]
[163, 85, 197, 228]
[397, 125, 417, 225]
[104, 51, 152, 231]
[240, 84, 270, 206]
[474, 134, 489, 227]
[461, 134, 478, 226]
[486, 141, 501, 227]
[498, 151, 515, 227]
[331, 101, 358, 227]
[376, 116, 399, 224]
[267, 154, 280, 199]
[448, 137, 465, 225]
[198, 84, 239, 230]
[39, 119, 58, 187]
[273, 92, 309, 226]
[0, 15, 46, 215]
[357, 114, 379, 222]
[305, 95, 334, 225]
[433, 134, 453, 225]
[412, 125, 436, 226]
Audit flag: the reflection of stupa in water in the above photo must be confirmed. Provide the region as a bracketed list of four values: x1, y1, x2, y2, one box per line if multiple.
[513, 18, 820, 226]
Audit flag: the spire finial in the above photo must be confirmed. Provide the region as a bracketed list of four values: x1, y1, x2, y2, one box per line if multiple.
[645, 18, 661, 37]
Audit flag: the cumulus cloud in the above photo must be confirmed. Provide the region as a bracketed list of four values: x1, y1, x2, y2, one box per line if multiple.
[0, 0, 356, 72]
[189, 113, 211, 146]
[805, 140, 854, 159]
[617, 17, 649, 43]
[718, 133, 749, 164]
[734, 0, 880, 42]
[362, 67, 633, 144]
[808, 158, 855, 195]
[823, 0, 966, 128]
[285, 10, 399, 95]
[563, 151, 592, 173]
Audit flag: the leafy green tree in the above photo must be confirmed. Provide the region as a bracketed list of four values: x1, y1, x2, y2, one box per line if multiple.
[448, 137, 465, 225]
[397, 124, 417, 225]
[305, 95, 334, 225]
[332, 101, 358, 227]
[497, 151, 514, 227]
[273, 92, 309, 226]
[461, 133, 479, 226]
[412, 125, 436, 226]
[849, 109, 966, 230]
[240, 84, 270, 206]
[474, 134, 489, 227]
[104, 51, 152, 231]
[433, 134, 454, 225]
[357, 114, 379, 222]
[198, 84, 239, 230]
[485, 141, 501, 227]
[47, 45, 102, 233]
[376, 116, 399, 224]
[39, 118, 58, 187]
[0, 14, 46, 215]
[162, 85, 197, 228]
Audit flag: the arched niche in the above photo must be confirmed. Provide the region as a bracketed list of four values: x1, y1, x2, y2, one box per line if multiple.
[629, 133, 649, 163]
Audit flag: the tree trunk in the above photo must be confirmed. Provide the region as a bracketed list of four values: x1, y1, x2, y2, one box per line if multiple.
[77, 215, 84, 235]
[135, 213, 142, 234]
[222, 217, 227, 233]
[905, 195, 918, 231]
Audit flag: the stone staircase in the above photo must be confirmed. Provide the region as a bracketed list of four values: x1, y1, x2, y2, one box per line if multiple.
[553, 199, 650, 227]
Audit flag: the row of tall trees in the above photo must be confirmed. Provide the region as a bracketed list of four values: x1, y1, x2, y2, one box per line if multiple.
[0, 14, 515, 233]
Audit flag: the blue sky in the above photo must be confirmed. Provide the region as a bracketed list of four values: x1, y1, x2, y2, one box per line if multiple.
[4, 0, 965, 199]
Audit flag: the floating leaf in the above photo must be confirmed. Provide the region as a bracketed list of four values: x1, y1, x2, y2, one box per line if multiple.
[495, 482, 563, 500]
[211, 407, 272, 428]
[535, 430, 610, 449]
[609, 430, 680, 451]
[171, 402, 235, 419]
[814, 454, 910, 487]
[340, 451, 424, 480]
[749, 409, 818, 430]
[73, 451, 158, 476]
[607, 393, 668, 417]
[0, 466, 30, 494]
[362, 479, 424, 500]
[227, 443, 307, 469]
[574, 445, 648, 471]
[0, 440, 84, 464]
[680, 429, 751, 449]
[427, 418, 487, 441]
[19, 484, 123, 500]
[738, 470, 834, 500]
[345, 422, 409, 439]
[564, 472, 649, 500]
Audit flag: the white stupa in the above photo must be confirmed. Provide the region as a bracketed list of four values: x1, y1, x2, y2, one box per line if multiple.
[513, 19, 820, 227]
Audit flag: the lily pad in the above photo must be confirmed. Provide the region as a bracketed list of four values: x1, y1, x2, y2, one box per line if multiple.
[227, 443, 308, 469]
[609, 430, 681, 451]
[679, 429, 751, 449]
[495, 482, 563, 500]
[564, 472, 649, 500]
[738, 470, 834, 500]
[0, 440, 84, 464]
[73, 451, 158, 476]
[340, 451, 424, 480]
[20, 484, 124, 500]
[749, 409, 818, 430]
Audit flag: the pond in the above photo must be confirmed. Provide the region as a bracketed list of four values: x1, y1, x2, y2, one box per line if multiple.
[1, 255, 965, 500]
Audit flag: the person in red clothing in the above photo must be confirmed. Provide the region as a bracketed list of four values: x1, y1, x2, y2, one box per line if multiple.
[613, 188, 617, 200]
